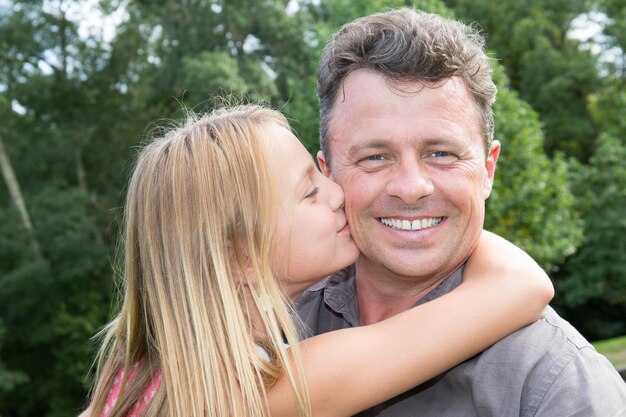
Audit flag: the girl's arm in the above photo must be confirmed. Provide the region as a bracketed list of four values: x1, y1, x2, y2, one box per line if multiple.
[269, 230, 553, 417]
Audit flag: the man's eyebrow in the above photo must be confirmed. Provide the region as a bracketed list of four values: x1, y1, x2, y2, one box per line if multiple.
[347, 140, 389, 154]
[346, 137, 463, 156]
[421, 137, 459, 147]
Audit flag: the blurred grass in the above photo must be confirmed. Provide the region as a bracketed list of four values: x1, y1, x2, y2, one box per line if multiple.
[593, 335, 626, 369]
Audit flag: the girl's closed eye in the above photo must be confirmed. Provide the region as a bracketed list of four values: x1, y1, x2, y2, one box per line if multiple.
[305, 186, 319, 199]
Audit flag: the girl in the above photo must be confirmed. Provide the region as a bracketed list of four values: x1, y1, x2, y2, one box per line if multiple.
[81, 105, 552, 417]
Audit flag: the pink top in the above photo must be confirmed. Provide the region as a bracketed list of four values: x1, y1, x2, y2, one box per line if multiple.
[101, 362, 162, 417]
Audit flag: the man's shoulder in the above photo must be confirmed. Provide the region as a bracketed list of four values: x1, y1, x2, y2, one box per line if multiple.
[483, 306, 595, 366]
[479, 306, 624, 392]
[465, 306, 626, 415]
[502, 306, 588, 342]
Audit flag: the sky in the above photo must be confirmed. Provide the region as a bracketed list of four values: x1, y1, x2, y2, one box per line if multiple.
[570, 11, 622, 65]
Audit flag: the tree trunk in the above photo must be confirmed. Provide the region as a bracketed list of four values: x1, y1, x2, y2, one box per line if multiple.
[0, 132, 42, 258]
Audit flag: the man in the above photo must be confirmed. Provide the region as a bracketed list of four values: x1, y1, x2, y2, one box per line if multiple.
[296, 8, 626, 416]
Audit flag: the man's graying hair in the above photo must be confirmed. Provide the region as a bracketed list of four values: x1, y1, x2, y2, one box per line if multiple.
[317, 8, 497, 162]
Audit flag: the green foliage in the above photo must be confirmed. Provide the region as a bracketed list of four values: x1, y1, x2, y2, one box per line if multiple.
[282, 72, 320, 153]
[593, 335, 626, 368]
[115, 0, 315, 117]
[517, 42, 599, 159]
[0, 3, 120, 414]
[0, 186, 112, 416]
[550, 56, 626, 338]
[444, 0, 602, 161]
[597, 0, 626, 77]
[485, 65, 583, 271]
[553, 134, 626, 338]
[589, 82, 626, 138]
[0, 322, 28, 394]
[182, 51, 249, 106]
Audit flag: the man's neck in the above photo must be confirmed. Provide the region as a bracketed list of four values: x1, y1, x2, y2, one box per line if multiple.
[355, 260, 453, 325]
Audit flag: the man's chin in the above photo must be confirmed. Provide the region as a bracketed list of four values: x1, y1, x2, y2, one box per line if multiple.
[359, 255, 448, 281]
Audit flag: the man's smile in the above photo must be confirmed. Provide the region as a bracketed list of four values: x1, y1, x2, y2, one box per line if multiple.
[378, 217, 444, 231]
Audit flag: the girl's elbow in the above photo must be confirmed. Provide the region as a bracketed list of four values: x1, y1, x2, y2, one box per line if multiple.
[530, 272, 554, 317]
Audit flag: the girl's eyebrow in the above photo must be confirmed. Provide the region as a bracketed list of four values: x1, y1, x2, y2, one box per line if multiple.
[295, 161, 315, 189]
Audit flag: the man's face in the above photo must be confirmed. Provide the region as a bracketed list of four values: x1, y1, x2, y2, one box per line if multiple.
[318, 70, 500, 283]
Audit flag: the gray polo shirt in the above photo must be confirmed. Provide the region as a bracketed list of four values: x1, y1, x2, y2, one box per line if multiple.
[295, 264, 626, 416]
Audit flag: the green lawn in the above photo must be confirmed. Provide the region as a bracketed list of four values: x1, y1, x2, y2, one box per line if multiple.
[593, 335, 626, 369]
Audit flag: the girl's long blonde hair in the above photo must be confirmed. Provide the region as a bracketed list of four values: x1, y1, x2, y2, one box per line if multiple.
[87, 105, 310, 416]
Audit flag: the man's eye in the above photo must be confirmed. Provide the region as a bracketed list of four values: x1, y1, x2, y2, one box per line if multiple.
[432, 151, 450, 158]
[356, 153, 390, 170]
[359, 154, 385, 162]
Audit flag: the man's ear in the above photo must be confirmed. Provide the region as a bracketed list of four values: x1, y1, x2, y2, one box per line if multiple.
[483, 140, 501, 199]
[317, 151, 331, 177]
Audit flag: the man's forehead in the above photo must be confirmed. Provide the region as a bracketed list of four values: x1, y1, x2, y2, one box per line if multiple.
[326, 73, 483, 146]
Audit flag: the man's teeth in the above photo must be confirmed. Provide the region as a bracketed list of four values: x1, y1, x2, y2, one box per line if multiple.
[379, 217, 443, 231]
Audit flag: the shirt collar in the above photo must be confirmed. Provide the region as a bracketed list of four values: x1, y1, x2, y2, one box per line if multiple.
[319, 263, 465, 325]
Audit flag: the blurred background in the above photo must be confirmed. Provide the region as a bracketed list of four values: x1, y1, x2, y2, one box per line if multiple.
[0, 0, 625, 415]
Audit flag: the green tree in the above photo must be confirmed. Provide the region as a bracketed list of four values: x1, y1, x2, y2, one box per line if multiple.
[555, 134, 626, 339]
[485, 65, 583, 271]
[597, 0, 626, 78]
[588, 73, 626, 150]
[0, 1, 123, 415]
[0, 322, 27, 395]
[444, 0, 602, 161]
[113, 0, 313, 113]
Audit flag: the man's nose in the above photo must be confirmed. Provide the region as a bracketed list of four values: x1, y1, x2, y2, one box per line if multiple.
[385, 160, 434, 204]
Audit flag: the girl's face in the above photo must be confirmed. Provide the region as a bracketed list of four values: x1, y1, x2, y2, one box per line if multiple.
[263, 122, 359, 300]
